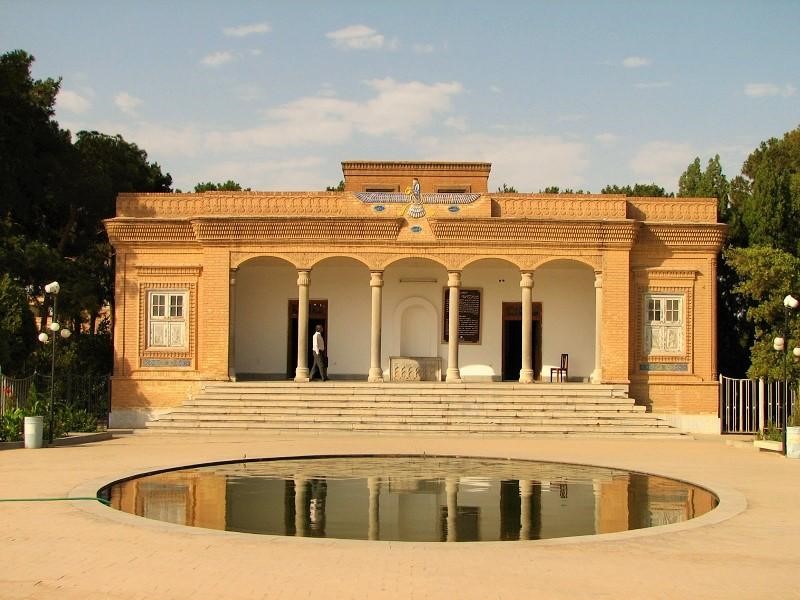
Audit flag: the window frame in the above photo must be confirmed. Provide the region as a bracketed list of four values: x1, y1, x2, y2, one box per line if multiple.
[643, 293, 685, 356]
[147, 290, 189, 350]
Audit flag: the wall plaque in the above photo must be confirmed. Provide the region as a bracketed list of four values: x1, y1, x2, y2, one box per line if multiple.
[443, 288, 481, 344]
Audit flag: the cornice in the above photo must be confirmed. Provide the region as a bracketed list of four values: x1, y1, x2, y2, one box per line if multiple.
[428, 218, 639, 248]
[637, 223, 727, 251]
[105, 220, 196, 244]
[342, 161, 491, 173]
[190, 217, 404, 242]
[136, 265, 203, 277]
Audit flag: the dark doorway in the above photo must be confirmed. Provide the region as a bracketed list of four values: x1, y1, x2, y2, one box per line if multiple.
[287, 300, 328, 378]
[501, 302, 542, 381]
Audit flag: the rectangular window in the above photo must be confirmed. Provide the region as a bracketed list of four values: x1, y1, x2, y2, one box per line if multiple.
[148, 290, 187, 349]
[644, 294, 684, 355]
[437, 187, 469, 193]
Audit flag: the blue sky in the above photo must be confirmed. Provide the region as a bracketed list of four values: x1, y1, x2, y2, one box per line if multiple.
[2, 1, 799, 193]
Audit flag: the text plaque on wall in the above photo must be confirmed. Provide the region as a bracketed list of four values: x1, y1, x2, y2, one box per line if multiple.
[443, 288, 482, 344]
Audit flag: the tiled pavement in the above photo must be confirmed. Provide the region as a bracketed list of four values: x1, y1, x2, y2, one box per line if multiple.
[1, 431, 798, 600]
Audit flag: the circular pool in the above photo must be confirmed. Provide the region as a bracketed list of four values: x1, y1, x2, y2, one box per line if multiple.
[98, 455, 718, 542]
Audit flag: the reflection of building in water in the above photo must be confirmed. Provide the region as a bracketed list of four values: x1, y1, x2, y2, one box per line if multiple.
[105, 459, 717, 541]
[109, 470, 227, 530]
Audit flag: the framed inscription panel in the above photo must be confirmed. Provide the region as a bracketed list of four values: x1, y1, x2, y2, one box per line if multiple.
[442, 288, 482, 344]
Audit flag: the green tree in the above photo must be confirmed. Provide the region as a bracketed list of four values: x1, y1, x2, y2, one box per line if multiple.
[678, 155, 729, 216]
[325, 180, 345, 192]
[194, 180, 244, 192]
[0, 50, 173, 373]
[497, 183, 517, 193]
[540, 186, 588, 194]
[717, 126, 800, 377]
[600, 183, 671, 197]
[735, 127, 800, 254]
[0, 274, 37, 374]
[726, 246, 800, 380]
[0, 50, 72, 236]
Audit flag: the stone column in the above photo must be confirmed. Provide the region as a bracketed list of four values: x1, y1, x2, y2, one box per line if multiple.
[519, 272, 535, 384]
[519, 479, 532, 541]
[445, 476, 459, 542]
[446, 271, 462, 383]
[294, 475, 307, 537]
[368, 271, 384, 383]
[591, 272, 603, 383]
[368, 476, 381, 541]
[228, 268, 237, 380]
[294, 270, 310, 382]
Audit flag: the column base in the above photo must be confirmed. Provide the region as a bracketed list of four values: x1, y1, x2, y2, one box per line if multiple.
[445, 368, 462, 383]
[368, 368, 384, 383]
[294, 368, 309, 383]
[590, 369, 602, 384]
[518, 369, 534, 384]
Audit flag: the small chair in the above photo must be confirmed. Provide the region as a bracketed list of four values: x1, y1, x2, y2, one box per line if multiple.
[550, 353, 569, 382]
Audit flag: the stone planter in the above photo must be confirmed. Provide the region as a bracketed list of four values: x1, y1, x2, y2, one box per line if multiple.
[786, 425, 800, 459]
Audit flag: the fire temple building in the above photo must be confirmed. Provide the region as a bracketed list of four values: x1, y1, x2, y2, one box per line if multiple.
[104, 161, 726, 433]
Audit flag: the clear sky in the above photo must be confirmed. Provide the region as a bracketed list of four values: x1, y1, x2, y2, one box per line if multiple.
[2, 0, 798, 193]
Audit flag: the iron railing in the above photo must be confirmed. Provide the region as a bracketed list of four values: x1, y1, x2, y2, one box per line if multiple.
[719, 375, 796, 434]
[0, 368, 110, 426]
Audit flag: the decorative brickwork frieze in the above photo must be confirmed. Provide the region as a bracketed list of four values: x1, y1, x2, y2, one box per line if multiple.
[627, 198, 718, 223]
[429, 219, 638, 248]
[492, 195, 627, 219]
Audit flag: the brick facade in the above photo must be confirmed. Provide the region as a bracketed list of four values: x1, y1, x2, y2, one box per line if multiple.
[105, 161, 725, 426]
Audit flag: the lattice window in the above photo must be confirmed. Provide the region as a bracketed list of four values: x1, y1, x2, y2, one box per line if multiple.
[148, 290, 188, 349]
[644, 294, 684, 355]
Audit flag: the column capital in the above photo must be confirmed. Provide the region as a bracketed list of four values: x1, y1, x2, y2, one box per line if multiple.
[447, 271, 461, 287]
[594, 272, 603, 288]
[370, 271, 384, 287]
[297, 270, 310, 287]
[520, 271, 534, 289]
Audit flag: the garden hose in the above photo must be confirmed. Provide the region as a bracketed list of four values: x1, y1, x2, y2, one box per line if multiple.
[0, 496, 110, 506]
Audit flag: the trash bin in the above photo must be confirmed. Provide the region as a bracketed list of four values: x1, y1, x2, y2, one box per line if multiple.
[24, 416, 44, 449]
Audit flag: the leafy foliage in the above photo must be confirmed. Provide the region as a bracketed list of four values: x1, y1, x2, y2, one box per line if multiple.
[0, 50, 172, 376]
[725, 246, 800, 380]
[0, 274, 37, 373]
[600, 183, 671, 197]
[719, 126, 800, 378]
[540, 186, 588, 194]
[497, 183, 517, 193]
[325, 180, 345, 192]
[194, 180, 245, 192]
[0, 408, 25, 442]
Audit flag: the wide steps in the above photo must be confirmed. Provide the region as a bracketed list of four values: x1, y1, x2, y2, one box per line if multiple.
[147, 381, 681, 437]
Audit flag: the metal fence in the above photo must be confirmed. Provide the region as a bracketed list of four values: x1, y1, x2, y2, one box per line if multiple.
[719, 375, 796, 434]
[0, 369, 110, 426]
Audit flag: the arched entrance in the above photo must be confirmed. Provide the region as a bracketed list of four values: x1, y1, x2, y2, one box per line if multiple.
[534, 259, 596, 382]
[459, 258, 526, 381]
[233, 256, 296, 379]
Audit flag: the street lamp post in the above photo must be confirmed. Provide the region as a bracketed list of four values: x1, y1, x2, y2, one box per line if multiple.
[38, 281, 71, 445]
[773, 294, 799, 456]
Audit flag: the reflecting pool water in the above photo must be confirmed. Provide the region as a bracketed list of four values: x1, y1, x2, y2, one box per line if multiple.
[99, 455, 718, 542]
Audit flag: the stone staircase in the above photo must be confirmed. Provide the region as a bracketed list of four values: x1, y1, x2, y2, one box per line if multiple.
[145, 382, 684, 437]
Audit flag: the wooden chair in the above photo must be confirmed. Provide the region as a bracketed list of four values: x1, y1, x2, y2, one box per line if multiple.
[550, 353, 569, 382]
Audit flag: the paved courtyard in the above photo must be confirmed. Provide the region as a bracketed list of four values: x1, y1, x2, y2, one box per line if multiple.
[1, 431, 798, 600]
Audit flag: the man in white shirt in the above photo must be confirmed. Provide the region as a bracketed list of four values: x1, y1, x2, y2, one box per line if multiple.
[309, 324, 327, 381]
